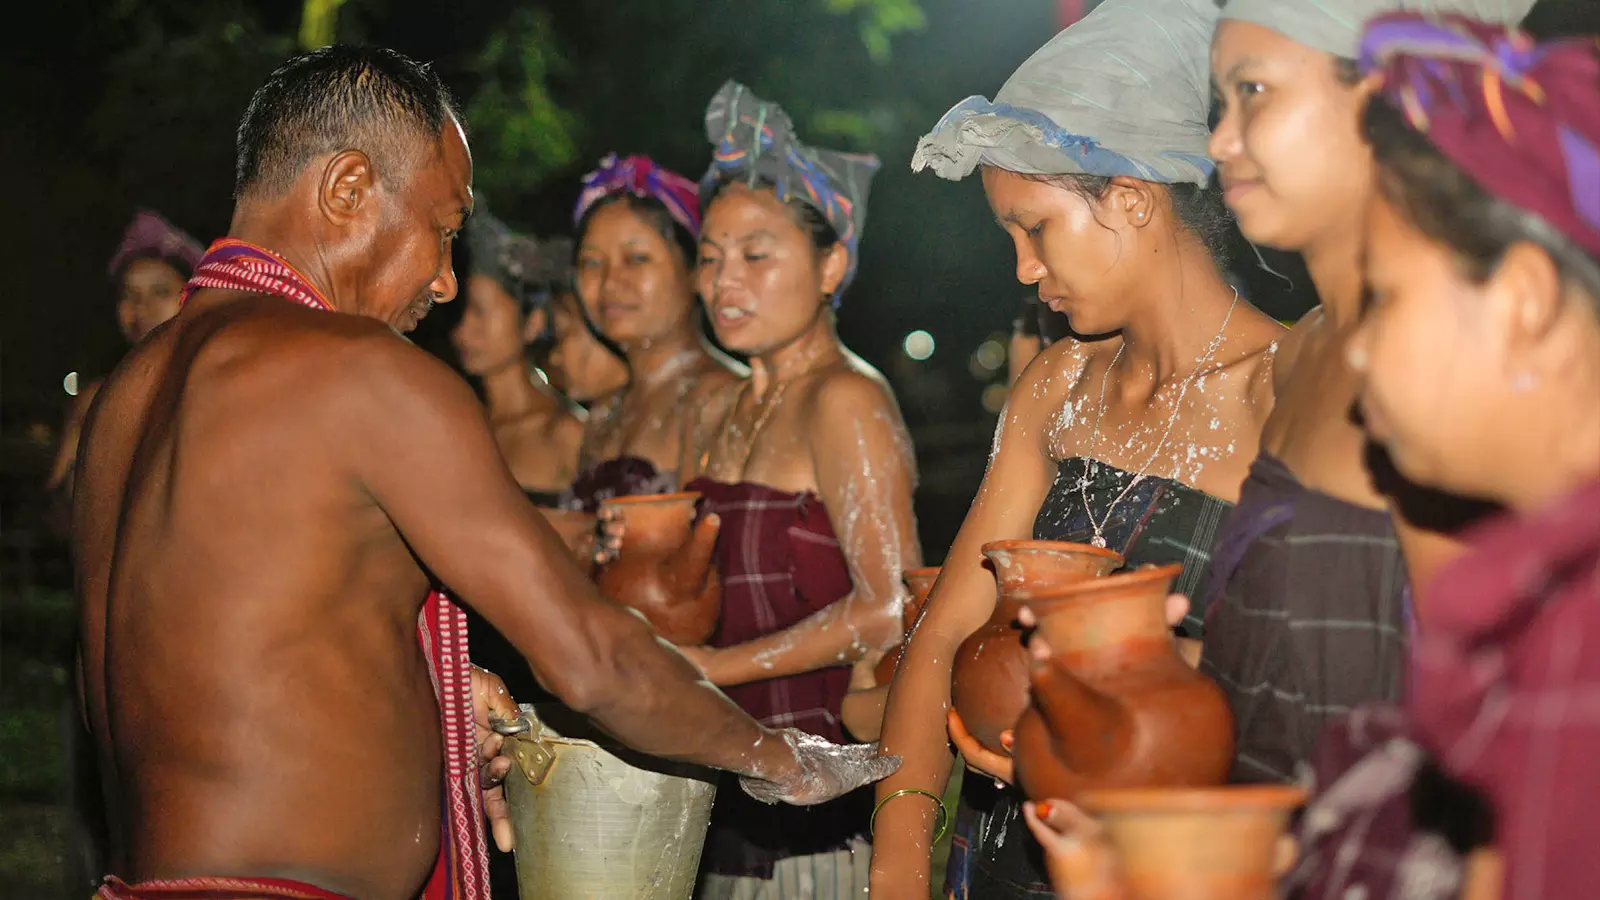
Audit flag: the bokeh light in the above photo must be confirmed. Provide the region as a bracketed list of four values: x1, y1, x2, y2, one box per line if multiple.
[981, 382, 1008, 414]
[903, 330, 935, 361]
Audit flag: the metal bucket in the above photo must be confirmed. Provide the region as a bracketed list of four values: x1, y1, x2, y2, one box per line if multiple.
[502, 705, 718, 900]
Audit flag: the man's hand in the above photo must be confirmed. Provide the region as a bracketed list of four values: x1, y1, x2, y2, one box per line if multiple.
[470, 666, 518, 852]
[948, 707, 1014, 785]
[739, 728, 901, 806]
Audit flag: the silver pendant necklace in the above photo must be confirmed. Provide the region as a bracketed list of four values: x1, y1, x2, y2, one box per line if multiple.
[1079, 290, 1239, 548]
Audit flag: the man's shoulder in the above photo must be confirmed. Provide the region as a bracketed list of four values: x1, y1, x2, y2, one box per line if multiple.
[183, 301, 467, 417]
[183, 293, 404, 368]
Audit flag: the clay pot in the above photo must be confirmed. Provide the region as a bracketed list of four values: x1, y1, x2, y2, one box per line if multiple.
[536, 508, 598, 575]
[1077, 785, 1307, 900]
[1012, 564, 1234, 803]
[596, 492, 722, 645]
[983, 539, 1124, 601]
[873, 566, 942, 685]
[949, 541, 1123, 755]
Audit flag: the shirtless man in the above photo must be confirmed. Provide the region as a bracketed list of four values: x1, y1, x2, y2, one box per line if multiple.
[73, 46, 894, 900]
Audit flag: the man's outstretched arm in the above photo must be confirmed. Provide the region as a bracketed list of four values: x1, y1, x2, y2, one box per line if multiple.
[344, 333, 894, 801]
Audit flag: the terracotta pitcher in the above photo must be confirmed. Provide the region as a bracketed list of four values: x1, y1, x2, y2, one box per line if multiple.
[536, 507, 599, 575]
[1077, 785, 1307, 900]
[949, 540, 1122, 755]
[1012, 564, 1234, 803]
[874, 566, 941, 685]
[596, 492, 722, 645]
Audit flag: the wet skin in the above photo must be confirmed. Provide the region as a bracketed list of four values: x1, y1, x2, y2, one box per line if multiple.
[74, 120, 855, 898]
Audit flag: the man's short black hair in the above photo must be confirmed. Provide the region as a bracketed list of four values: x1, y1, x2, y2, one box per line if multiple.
[235, 45, 461, 200]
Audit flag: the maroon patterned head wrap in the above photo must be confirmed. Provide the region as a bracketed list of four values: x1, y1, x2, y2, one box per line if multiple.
[108, 210, 205, 278]
[573, 153, 701, 235]
[1360, 14, 1600, 258]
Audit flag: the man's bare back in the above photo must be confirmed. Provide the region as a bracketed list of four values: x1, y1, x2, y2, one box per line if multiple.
[78, 296, 452, 897]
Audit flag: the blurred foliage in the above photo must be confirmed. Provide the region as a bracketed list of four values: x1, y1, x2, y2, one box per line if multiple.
[299, 0, 350, 50]
[824, 0, 929, 62]
[88, 1, 295, 221]
[464, 9, 583, 202]
[74, 0, 926, 220]
[0, 589, 74, 800]
[468, 0, 927, 202]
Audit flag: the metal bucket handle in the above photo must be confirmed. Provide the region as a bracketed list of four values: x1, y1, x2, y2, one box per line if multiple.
[491, 704, 558, 786]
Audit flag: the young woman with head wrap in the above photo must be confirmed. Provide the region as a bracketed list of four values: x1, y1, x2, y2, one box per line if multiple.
[1198, 0, 1538, 790]
[1025, 16, 1600, 899]
[612, 79, 922, 899]
[46, 210, 204, 501]
[563, 153, 745, 510]
[448, 216, 605, 894]
[450, 208, 595, 506]
[869, 1, 1286, 895]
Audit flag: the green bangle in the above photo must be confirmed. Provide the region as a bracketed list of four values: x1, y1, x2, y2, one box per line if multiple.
[870, 787, 950, 842]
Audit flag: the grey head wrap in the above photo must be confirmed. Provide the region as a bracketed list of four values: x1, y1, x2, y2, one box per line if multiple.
[701, 80, 881, 301]
[1218, 0, 1537, 59]
[464, 206, 573, 313]
[911, 0, 1218, 186]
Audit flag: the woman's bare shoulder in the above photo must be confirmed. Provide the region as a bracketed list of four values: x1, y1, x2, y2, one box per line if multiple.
[806, 353, 902, 420]
[1009, 335, 1101, 414]
[1271, 306, 1323, 388]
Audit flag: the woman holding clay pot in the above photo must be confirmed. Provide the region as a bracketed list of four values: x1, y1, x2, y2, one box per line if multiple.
[870, 1, 1283, 896]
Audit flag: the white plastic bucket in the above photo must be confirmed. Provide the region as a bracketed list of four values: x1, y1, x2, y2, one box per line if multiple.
[505, 717, 718, 900]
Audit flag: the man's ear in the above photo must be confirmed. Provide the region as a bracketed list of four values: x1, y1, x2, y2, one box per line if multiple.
[318, 149, 378, 227]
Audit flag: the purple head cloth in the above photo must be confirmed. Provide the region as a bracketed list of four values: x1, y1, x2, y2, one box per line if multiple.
[1361, 14, 1600, 258]
[109, 210, 204, 278]
[573, 153, 701, 236]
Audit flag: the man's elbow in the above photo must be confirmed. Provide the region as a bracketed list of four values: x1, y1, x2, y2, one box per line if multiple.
[539, 614, 651, 716]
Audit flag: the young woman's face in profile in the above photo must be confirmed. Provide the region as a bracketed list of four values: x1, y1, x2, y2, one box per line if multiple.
[544, 292, 627, 403]
[1208, 20, 1376, 252]
[573, 201, 697, 350]
[980, 167, 1137, 338]
[117, 258, 187, 343]
[1349, 195, 1502, 495]
[450, 274, 528, 377]
[696, 184, 843, 357]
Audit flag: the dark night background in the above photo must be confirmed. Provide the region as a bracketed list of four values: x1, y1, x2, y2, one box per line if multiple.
[0, 0, 1594, 894]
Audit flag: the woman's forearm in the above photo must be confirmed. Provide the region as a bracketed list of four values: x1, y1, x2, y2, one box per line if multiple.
[868, 620, 964, 895]
[709, 592, 897, 686]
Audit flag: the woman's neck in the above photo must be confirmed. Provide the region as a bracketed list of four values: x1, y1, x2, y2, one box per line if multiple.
[480, 360, 551, 421]
[624, 326, 703, 393]
[1497, 330, 1600, 512]
[1116, 243, 1241, 390]
[1302, 226, 1366, 331]
[747, 310, 845, 395]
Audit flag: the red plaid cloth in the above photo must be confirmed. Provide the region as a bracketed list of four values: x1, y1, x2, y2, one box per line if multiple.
[686, 477, 853, 741]
[684, 477, 868, 877]
[98, 876, 350, 899]
[1411, 476, 1600, 900]
[1285, 705, 1491, 900]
